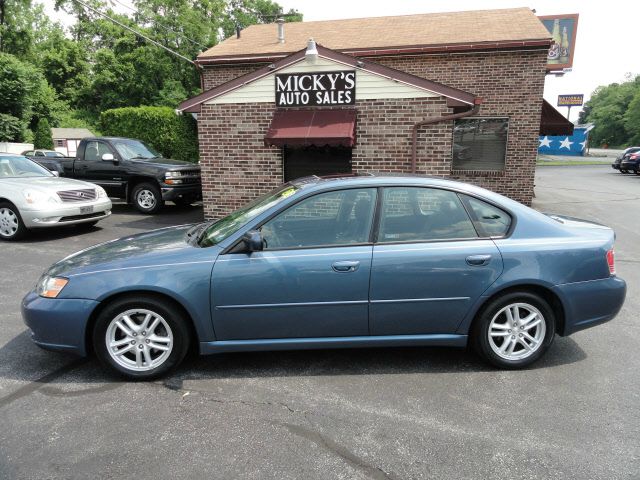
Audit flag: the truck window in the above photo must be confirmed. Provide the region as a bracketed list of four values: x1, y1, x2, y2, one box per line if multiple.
[85, 142, 111, 161]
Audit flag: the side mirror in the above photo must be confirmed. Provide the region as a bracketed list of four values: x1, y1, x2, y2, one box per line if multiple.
[242, 230, 264, 252]
[51, 170, 60, 177]
[102, 153, 118, 163]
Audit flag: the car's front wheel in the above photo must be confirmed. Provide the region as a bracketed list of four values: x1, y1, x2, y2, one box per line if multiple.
[621, 169, 629, 174]
[0, 201, 27, 241]
[472, 292, 555, 369]
[92, 296, 190, 379]
[132, 182, 163, 214]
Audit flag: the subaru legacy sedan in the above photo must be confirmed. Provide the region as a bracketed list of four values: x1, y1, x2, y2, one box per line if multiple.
[22, 175, 626, 379]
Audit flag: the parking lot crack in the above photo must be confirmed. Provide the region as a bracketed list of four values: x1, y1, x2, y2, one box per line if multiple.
[278, 422, 398, 480]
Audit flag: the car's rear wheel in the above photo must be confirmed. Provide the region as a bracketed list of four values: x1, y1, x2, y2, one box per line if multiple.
[472, 292, 555, 369]
[621, 169, 629, 174]
[92, 296, 190, 379]
[0, 202, 27, 241]
[132, 182, 163, 214]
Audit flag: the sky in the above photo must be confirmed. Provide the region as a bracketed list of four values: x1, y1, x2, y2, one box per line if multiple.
[43, 0, 638, 122]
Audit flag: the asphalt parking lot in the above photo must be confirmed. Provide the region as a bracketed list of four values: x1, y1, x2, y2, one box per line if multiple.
[1, 167, 638, 479]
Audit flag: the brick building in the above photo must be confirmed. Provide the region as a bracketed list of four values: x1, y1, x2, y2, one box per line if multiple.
[178, 7, 570, 218]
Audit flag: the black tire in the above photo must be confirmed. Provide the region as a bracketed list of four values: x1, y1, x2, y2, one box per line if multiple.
[471, 291, 555, 369]
[131, 182, 164, 214]
[92, 295, 191, 380]
[621, 169, 629, 174]
[0, 201, 28, 241]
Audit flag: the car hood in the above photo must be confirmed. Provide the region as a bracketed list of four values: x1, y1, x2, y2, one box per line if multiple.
[47, 224, 218, 277]
[0, 176, 96, 191]
[130, 157, 199, 169]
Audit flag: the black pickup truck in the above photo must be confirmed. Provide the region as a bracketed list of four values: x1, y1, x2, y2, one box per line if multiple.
[56, 137, 201, 214]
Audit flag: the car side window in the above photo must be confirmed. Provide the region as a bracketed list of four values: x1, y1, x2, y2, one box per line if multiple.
[461, 195, 512, 237]
[84, 142, 111, 161]
[260, 189, 377, 249]
[35, 151, 44, 156]
[378, 187, 477, 243]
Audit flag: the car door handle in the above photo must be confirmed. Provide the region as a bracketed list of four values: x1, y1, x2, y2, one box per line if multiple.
[466, 254, 492, 266]
[332, 261, 360, 272]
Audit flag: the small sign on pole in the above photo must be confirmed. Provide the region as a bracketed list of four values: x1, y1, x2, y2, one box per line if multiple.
[557, 94, 583, 119]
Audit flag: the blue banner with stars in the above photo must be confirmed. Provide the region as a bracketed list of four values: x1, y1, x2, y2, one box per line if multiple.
[538, 127, 589, 156]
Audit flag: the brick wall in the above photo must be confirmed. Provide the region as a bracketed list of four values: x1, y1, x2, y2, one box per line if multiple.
[197, 48, 547, 216]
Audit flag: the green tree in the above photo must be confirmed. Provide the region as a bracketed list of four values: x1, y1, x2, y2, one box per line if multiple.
[623, 89, 640, 145]
[580, 75, 640, 147]
[0, 112, 23, 142]
[33, 117, 54, 149]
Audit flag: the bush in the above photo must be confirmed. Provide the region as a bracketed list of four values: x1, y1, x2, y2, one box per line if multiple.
[0, 113, 24, 142]
[33, 118, 54, 149]
[100, 106, 198, 163]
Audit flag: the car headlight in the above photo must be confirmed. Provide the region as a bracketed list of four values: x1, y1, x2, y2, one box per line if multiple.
[23, 189, 60, 205]
[37, 275, 69, 298]
[164, 172, 183, 185]
[96, 186, 108, 199]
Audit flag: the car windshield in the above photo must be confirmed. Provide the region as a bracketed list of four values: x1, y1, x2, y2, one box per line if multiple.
[198, 185, 299, 247]
[0, 156, 52, 178]
[44, 151, 63, 157]
[112, 139, 161, 160]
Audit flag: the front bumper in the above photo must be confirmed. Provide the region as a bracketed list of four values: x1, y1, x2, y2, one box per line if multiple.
[21, 290, 98, 356]
[553, 276, 626, 336]
[21, 198, 112, 228]
[160, 184, 202, 201]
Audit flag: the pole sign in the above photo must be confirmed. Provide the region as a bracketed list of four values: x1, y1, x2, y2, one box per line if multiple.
[275, 70, 356, 107]
[557, 94, 584, 107]
[538, 14, 579, 71]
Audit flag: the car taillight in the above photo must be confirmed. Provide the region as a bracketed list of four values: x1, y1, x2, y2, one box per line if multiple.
[606, 249, 616, 275]
[631, 154, 639, 160]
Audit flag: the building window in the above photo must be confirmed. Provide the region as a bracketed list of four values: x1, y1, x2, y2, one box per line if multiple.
[452, 118, 508, 171]
[55, 139, 65, 147]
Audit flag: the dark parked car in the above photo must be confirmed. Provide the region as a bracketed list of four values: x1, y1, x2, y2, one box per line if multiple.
[51, 137, 201, 214]
[620, 150, 640, 174]
[22, 175, 626, 379]
[612, 147, 640, 173]
[21, 150, 67, 176]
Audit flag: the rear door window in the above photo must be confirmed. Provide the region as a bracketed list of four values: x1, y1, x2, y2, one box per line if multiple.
[461, 195, 512, 237]
[377, 187, 478, 242]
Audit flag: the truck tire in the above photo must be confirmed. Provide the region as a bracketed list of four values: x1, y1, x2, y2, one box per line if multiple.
[132, 182, 164, 214]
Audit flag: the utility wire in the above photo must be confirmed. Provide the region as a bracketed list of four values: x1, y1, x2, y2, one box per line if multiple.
[73, 0, 197, 66]
[108, 0, 207, 49]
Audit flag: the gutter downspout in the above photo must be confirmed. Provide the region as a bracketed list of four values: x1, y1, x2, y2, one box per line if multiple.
[411, 97, 483, 173]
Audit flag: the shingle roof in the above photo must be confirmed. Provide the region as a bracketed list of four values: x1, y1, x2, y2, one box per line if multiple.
[51, 128, 94, 139]
[198, 7, 550, 62]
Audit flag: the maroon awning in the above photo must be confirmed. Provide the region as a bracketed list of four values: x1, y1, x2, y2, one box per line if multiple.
[265, 109, 356, 147]
[540, 100, 574, 136]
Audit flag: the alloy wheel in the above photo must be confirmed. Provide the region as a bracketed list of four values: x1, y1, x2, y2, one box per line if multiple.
[136, 190, 157, 210]
[105, 308, 174, 371]
[487, 302, 546, 361]
[0, 207, 19, 238]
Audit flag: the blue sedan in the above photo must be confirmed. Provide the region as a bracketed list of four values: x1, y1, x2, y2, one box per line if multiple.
[22, 175, 626, 379]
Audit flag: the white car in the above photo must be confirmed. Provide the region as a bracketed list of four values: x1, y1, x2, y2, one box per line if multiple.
[0, 154, 112, 240]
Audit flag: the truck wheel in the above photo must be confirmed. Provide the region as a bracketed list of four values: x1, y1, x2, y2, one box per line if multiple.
[0, 201, 28, 241]
[132, 182, 163, 214]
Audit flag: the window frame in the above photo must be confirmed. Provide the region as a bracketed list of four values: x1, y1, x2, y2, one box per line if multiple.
[458, 193, 514, 239]
[223, 184, 517, 253]
[228, 187, 380, 253]
[375, 186, 481, 245]
[451, 116, 510, 172]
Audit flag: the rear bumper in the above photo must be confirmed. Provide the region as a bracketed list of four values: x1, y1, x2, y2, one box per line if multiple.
[620, 162, 638, 170]
[611, 163, 620, 169]
[553, 276, 626, 336]
[160, 184, 202, 201]
[21, 290, 98, 356]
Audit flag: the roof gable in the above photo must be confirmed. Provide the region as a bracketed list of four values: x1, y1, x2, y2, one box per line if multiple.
[198, 8, 550, 62]
[178, 45, 477, 113]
